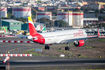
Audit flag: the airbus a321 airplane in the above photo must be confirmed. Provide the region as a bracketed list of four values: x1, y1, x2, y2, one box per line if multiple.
[0, 17, 100, 50]
[26, 17, 100, 50]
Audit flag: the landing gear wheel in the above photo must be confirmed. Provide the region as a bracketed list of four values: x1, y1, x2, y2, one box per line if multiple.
[45, 45, 50, 50]
[65, 46, 70, 51]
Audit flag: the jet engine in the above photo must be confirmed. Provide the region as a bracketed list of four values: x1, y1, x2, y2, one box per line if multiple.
[74, 40, 84, 47]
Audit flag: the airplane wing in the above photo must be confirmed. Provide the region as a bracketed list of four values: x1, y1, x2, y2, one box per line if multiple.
[60, 38, 88, 44]
[87, 35, 98, 38]
[59, 29, 100, 44]
[60, 34, 99, 44]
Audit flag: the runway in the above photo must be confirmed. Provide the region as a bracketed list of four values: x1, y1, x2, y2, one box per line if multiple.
[0, 58, 105, 69]
[0, 37, 105, 69]
[0, 37, 43, 54]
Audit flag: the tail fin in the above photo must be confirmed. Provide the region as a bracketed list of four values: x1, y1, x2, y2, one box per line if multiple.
[97, 29, 100, 36]
[3, 27, 7, 33]
[28, 17, 37, 36]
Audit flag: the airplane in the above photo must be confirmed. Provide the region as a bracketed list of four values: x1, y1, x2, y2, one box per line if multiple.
[26, 17, 100, 50]
[0, 17, 100, 50]
[0, 27, 16, 37]
[0, 27, 7, 34]
[3, 27, 7, 33]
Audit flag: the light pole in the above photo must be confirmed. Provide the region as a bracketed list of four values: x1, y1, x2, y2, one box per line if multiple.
[68, 0, 69, 28]
[44, 22, 49, 27]
[101, 19, 102, 28]
[68, 6, 69, 28]
[57, 22, 59, 27]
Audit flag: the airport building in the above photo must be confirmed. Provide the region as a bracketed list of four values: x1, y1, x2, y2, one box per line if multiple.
[83, 18, 98, 26]
[2, 19, 23, 31]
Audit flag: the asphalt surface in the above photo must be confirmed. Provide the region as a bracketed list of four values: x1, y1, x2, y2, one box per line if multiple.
[0, 37, 105, 70]
[0, 59, 105, 70]
[0, 37, 43, 54]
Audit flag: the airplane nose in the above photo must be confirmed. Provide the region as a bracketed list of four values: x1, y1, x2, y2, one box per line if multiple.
[27, 36, 32, 40]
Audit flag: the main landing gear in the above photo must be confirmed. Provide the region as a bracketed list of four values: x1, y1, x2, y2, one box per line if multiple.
[65, 43, 70, 51]
[45, 45, 50, 50]
[45, 43, 70, 51]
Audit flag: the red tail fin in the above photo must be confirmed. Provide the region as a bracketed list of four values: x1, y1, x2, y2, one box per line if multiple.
[97, 29, 100, 36]
[3, 27, 6, 33]
[28, 17, 37, 36]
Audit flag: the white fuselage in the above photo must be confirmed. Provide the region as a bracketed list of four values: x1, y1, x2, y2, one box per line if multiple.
[40, 29, 87, 44]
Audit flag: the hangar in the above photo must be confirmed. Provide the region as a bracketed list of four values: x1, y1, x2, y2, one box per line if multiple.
[2, 19, 23, 31]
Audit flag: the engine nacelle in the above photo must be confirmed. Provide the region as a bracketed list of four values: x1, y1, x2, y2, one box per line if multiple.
[74, 40, 84, 47]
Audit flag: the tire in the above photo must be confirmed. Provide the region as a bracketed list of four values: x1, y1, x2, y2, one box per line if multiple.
[65, 46, 70, 50]
[45, 45, 50, 50]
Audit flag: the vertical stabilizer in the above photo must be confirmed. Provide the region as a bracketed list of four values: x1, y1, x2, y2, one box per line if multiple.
[97, 29, 100, 36]
[28, 17, 37, 36]
[3, 27, 6, 33]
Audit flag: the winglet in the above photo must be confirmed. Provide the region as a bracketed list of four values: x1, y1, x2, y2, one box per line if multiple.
[97, 29, 100, 36]
[28, 17, 38, 36]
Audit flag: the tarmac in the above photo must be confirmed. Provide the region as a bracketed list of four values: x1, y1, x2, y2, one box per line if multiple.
[0, 37, 105, 70]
